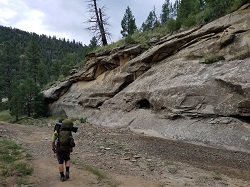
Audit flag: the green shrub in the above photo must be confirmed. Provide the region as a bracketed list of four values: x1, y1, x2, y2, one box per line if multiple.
[13, 162, 33, 176]
[124, 35, 136, 44]
[165, 18, 178, 33]
[184, 15, 197, 27]
[0, 138, 21, 164]
[0, 101, 8, 111]
[203, 55, 225, 64]
[0, 137, 33, 181]
[0, 110, 12, 122]
[95, 39, 126, 53]
[80, 117, 87, 123]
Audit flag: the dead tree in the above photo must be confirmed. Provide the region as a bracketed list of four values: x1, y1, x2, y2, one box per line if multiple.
[85, 0, 110, 46]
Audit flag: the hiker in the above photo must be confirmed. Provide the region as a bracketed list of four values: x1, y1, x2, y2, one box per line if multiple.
[51, 119, 75, 182]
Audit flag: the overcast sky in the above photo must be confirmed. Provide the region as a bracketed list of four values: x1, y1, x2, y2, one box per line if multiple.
[0, 0, 173, 45]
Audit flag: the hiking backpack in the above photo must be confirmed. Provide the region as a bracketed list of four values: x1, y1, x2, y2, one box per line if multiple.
[56, 119, 75, 151]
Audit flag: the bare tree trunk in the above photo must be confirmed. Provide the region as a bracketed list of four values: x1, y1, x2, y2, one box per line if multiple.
[92, 0, 108, 45]
[99, 8, 108, 45]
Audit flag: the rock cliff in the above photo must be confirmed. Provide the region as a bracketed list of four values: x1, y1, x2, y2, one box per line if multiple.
[44, 4, 250, 153]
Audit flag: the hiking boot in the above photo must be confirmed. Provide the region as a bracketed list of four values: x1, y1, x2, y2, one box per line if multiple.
[65, 171, 70, 179]
[60, 175, 65, 182]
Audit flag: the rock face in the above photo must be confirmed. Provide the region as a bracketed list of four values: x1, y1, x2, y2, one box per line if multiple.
[44, 4, 250, 153]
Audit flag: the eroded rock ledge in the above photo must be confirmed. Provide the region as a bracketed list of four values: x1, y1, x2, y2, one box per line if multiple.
[44, 4, 250, 153]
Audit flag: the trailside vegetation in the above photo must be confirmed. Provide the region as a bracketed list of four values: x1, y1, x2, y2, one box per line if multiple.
[0, 137, 33, 186]
[100, 0, 249, 52]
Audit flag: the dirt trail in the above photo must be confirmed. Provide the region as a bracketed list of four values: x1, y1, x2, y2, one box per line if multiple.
[32, 157, 92, 187]
[31, 157, 158, 187]
[1, 121, 250, 187]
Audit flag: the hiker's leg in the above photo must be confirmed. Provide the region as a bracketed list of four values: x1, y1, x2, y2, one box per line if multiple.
[65, 160, 70, 168]
[59, 163, 65, 181]
[65, 160, 70, 177]
[66, 148, 72, 170]
[64, 150, 70, 168]
[65, 151, 70, 179]
[59, 163, 64, 172]
[57, 151, 65, 180]
[65, 160, 70, 172]
[64, 151, 70, 179]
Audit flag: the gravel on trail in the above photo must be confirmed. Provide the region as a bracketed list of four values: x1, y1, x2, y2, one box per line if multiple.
[1, 121, 250, 187]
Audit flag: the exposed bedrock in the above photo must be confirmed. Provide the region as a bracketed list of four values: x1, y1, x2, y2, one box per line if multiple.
[44, 4, 250, 153]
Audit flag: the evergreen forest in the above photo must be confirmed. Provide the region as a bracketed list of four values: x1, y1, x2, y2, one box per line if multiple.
[0, 26, 97, 119]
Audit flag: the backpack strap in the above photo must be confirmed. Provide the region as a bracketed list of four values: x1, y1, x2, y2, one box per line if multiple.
[54, 122, 62, 132]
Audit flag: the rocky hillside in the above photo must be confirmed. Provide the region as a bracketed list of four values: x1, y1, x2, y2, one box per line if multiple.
[44, 4, 250, 153]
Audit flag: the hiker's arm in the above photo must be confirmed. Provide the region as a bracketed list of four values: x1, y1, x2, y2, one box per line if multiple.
[51, 138, 56, 153]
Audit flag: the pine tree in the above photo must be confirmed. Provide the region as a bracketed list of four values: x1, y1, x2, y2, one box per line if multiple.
[160, 0, 173, 25]
[141, 7, 160, 32]
[172, 0, 180, 18]
[33, 92, 46, 117]
[26, 36, 41, 83]
[121, 6, 137, 37]
[50, 59, 61, 80]
[22, 78, 41, 117]
[37, 60, 49, 86]
[177, 0, 193, 22]
[204, 0, 233, 21]
[88, 36, 99, 50]
[0, 41, 19, 98]
[9, 76, 44, 119]
[9, 84, 23, 121]
[176, 0, 204, 27]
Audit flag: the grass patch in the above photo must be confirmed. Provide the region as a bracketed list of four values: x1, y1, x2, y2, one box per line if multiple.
[203, 55, 225, 64]
[0, 110, 13, 122]
[13, 162, 33, 176]
[16, 116, 65, 127]
[25, 152, 33, 160]
[17, 117, 48, 127]
[79, 117, 87, 123]
[73, 161, 120, 187]
[15, 116, 81, 128]
[0, 137, 33, 185]
[211, 170, 222, 180]
[79, 162, 107, 180]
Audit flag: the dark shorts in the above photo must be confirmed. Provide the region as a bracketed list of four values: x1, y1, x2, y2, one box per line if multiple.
[57, 150, 70, 164]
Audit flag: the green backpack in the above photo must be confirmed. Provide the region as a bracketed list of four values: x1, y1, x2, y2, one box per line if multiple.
[57, 120, 75, 151]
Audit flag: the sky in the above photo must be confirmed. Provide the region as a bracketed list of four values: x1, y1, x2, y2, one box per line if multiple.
[0, 0, 173, 45]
